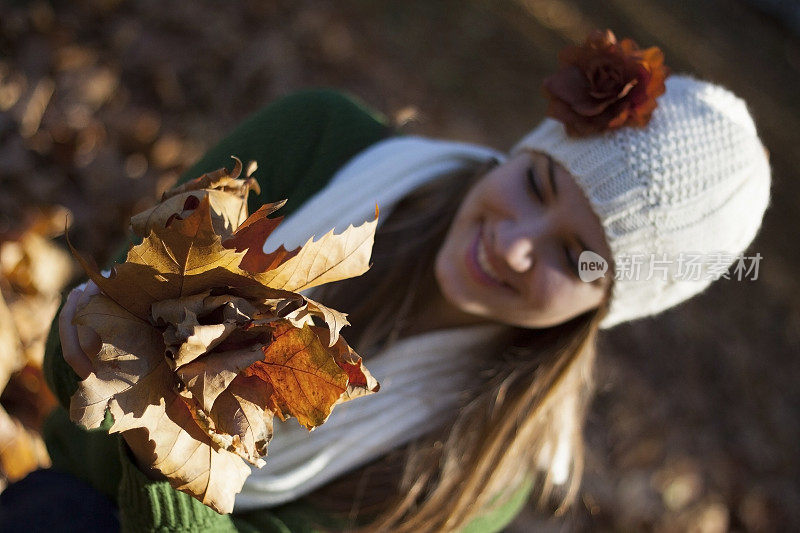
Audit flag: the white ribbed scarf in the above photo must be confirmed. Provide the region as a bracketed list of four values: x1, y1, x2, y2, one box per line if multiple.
[235, 136, 572, 511]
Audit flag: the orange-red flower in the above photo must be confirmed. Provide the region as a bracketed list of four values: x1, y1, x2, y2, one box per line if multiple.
[543, 29, 670, 137]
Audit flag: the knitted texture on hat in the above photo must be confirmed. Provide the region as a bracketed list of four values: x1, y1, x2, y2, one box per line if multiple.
[513, 74, 771, 329]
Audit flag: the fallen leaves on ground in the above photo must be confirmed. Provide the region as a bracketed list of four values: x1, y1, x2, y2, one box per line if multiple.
[0, 406, 50, 487]
[66, 158, 379, 513]
[0, 206, 74, 489]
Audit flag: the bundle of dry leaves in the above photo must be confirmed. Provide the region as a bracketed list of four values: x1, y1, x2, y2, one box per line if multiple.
[66, 158, 379, 513]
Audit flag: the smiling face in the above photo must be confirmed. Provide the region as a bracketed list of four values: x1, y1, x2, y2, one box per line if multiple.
[434, 150, 614, 329]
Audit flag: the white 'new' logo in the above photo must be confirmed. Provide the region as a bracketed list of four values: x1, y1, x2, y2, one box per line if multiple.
[578, 251, 608, 282]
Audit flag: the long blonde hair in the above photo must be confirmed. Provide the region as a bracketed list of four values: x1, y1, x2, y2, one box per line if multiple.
[307, 158, 613, 531]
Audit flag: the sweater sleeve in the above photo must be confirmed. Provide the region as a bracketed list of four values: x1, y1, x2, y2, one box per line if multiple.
[41, 88, 390, 532]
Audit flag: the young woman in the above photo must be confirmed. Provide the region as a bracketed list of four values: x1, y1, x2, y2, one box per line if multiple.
[25, 32, 771, 532]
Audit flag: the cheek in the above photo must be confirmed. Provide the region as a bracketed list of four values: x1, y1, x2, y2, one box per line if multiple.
[434, 236, 451, 281]
[537, 274, 604, 319]
[528, 272, 560, 311]
[526, 263, 576, 312]
[434, 237, 463, 302]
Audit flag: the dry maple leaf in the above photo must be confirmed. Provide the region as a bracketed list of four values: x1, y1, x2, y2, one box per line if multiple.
[66, 159, 379, 513]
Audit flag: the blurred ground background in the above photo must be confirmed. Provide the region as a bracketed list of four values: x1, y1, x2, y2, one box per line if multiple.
[0, 0, 798, 531]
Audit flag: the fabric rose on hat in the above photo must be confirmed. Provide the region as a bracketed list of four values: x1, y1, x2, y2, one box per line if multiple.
[543, 29, 670, 137]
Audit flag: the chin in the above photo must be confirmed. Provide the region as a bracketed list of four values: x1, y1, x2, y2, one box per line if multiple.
[434, 264, 503, 322]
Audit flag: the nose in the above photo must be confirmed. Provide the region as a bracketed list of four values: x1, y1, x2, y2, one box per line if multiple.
[504, 239, 534, 272]
[493, 220, 537, 273]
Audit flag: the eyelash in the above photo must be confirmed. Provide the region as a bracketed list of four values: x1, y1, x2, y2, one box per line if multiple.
[526, 166, 581, 278]
[564, 247, 580, 277]
[526, 167, 544, 203]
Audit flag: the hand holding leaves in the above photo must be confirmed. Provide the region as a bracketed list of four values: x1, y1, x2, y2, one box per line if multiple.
[63, 158, 379, 513]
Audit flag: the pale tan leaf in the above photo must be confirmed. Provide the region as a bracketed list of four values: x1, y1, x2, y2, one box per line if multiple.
[121, 391, 251, 514]
[145, 198, 250, 297]
[131, 157, 259, 240]
[71, 288, 252, 514]
[150, 291, 211, 325]
[154, 293, 261, 368]
[208, 374, 274, 466]
[162, 157, 254, 200]
[199, 294, 260, 323]
[70, 294, 167, 432]
[69, 197, 255, 321]
[163, 310, 237, 368]
[130, 189, 249, 241]
[302, 296, 349, 347]
[253, 208, 378, 293]
[68, 237, 166, 323]
[177, 344, 265, 412]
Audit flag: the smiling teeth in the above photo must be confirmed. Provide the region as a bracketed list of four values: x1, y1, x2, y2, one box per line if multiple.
[477, 233, 504, 284]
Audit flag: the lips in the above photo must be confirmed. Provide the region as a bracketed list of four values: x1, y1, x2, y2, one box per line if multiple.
[465, 222, 515, 292]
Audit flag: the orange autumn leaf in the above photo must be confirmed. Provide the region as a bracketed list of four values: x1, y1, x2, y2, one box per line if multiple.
[222, 200, 294, 272]
[244, 320, 349, 429]
[66, 159, 379, 513]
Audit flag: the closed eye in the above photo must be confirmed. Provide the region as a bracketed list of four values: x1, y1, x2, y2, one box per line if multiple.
[527, 157, 584, 280]
[563, 246, 580, 278]
[526, 167, 545, 203]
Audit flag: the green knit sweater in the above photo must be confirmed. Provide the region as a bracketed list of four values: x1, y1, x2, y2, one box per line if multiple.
[42, 88, 532, 532]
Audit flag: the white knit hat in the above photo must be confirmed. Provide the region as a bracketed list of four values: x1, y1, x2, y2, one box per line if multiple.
[513, 74, 772, 329]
